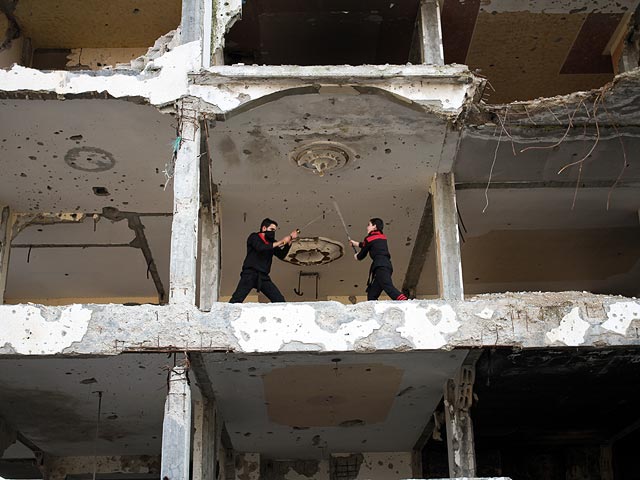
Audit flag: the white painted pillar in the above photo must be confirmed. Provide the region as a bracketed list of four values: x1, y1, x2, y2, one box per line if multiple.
[443, 365, 476, 477]
[170, 103, 201, 305]
[161, 366, 192, 480]
[192, 392, 216, 480]
[419, 0, 445, 66]
[0, 206, 14, 304]
[181, 0, 203, 45]
[199, 206, 220, 310]
[430, 173, 464, 301]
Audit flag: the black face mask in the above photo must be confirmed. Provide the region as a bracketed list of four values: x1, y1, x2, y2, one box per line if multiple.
[264, 230, 276, 241]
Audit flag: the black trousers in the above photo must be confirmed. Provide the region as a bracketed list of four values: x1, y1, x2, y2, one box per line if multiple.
[367, 267, 405, 301]
[229, 270, 285, 303]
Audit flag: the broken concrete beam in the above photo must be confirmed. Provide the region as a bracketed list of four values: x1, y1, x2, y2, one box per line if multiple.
[0, 292, 638, 356]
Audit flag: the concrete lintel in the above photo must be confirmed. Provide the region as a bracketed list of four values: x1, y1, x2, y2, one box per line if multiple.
[197, 64, 472, 81]
[1, 292, 639, 356]
[170, 100, 201, 305]
[189, 65, 482, 116]
[419, 0, 445, 66]
[161, 366, 191, 480]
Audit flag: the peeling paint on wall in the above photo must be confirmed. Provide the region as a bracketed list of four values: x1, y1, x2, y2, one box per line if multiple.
[546, 307, 590, 346]
[602, 301, 640, 335]
[232, 304, 380, 352]
[384, 302, 460, 349]
[0, 40, 201, 106]
[0, 293, 639, 356]
[2, 303, 91, 354]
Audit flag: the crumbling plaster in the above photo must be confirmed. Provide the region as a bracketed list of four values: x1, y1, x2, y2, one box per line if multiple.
[0, 38, 201, 106]
[210, 0, 241, 64]
[0, 292, 638, 356]
[467, 68, 640, 135]
[46, 455, 160, 480]
[190, 64, 481, 117]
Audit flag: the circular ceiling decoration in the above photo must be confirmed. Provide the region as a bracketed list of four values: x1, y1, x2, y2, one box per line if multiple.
[284, 237, 344, 266]
[291, 141, 354, 176]
[65, 146, 115, 172]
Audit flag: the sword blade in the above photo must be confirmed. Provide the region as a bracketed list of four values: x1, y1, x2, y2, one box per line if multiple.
[332, 200, 358, 254]
[299, 211, 325, 231]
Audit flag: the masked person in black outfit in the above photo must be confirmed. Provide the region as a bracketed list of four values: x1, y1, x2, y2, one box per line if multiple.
[229, 218, 298, 303]
[350, 218, 408, 301]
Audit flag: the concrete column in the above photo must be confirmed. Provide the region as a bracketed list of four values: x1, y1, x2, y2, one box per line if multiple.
[170, 103, 201, 305]
[443, 363, 476, 477]
[181, 0, 203, 45]
[192, 393, 216, 480]
[161, 366, 192, 480]
[0, 206, 14, 304]
[430, 173, 464, 301]
[198, 123, 221, 310]
[199, 207, 220, 310]
[419, 0, 445, 66]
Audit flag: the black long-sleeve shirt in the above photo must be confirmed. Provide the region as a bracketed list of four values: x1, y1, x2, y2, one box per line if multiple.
[356, 231, 393, 270]
[241, 232, 291, 274]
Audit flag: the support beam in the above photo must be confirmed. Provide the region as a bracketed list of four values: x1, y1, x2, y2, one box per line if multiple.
[170, 101, 201, 305]
[161, 366, 192, 480]
[198, 208, 220, 309]
[190, 353, 217, 480]
[0, 206, 14, 304]
[431, 173, 464, 301]
[419, 0, 445, 66]
[192, 394, 216, 480]
[198, 121, 221, 310]
[180, 0, 203, 45]
[444, 350, 481, 478]
[402, 195, 433, 298]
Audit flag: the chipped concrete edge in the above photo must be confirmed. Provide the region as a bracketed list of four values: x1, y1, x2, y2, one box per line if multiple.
[0, 292, 638, 356]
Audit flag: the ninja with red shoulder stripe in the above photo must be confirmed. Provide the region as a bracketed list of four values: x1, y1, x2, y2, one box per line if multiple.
[349, 218, 408, 301]
[229, 218, 298, 303]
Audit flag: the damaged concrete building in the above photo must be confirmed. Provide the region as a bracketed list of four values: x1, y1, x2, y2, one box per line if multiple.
[1, 0, 639, 479]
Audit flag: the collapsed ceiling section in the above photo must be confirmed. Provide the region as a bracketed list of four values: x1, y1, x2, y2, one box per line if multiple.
[0, 0, 181, 70]
[440, 0, 640, 103]
[442, 69, 640, 297]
